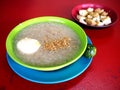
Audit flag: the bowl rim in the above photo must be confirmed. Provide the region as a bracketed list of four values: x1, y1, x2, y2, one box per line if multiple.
[71, 3, 118, 28]
[6, 16, 87, 71]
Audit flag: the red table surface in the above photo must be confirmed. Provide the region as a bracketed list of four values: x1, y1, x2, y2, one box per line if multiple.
[0, 0, 120, 90]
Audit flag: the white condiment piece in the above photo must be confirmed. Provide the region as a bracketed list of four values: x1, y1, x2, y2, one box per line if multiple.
[79, 16, 87, 25]
[102, 16, 112, 25]
[87, 7, 94, 12]
[79, 10, 88, 16]
[97, 21, 104, 26]
[17, 37, 41, 54]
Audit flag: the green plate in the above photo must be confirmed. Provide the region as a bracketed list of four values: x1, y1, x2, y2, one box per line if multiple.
[6, 16, 87, 71]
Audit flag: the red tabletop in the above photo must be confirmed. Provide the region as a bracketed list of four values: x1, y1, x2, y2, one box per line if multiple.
[0, 0, 120, 90]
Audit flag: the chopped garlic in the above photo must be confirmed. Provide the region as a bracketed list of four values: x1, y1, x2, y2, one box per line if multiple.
[17, 37, 41, 54]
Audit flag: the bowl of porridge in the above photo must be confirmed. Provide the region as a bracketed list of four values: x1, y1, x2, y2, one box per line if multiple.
[6, 16, 87, 71]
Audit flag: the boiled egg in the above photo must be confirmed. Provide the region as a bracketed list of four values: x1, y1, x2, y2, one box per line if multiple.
[17, 37, 41, 54]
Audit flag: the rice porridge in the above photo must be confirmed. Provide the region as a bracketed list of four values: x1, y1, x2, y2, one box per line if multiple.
[13, 22, 81, 67]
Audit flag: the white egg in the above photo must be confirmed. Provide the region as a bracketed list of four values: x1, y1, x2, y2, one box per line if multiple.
[17, 37, 41, 54]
